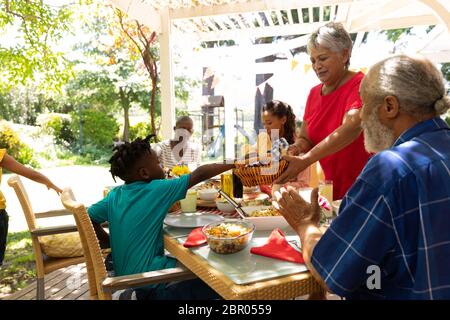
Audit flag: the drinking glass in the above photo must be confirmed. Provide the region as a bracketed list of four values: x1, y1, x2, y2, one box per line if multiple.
[319, 180, 333, 225]
[180, 189, 197, 213]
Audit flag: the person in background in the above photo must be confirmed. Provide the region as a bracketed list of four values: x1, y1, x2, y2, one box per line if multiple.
[0, 149, 62, 266]
[275, 54, 450, 299]
[152, 116, 201, 170]
[276, 22, 371, 200]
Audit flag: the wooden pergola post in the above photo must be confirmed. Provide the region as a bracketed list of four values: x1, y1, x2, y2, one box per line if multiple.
[159, 8, 175, 141]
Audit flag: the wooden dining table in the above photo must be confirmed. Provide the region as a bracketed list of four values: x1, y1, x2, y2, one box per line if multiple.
[163, 207, 325, 300]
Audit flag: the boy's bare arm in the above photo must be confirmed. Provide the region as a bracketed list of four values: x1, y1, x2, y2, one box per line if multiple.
[0, 152, 62, 194]
[188, 163, 235, 189]
[92, 220, 110, 249]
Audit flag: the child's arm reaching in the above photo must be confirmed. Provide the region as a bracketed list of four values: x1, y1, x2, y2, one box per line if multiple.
[188, 163, 235, 189]
[0, 152, 62, 194]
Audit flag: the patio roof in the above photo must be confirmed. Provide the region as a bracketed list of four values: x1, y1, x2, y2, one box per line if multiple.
[108, 0, 450, 148]
[110, 0, 449, 40]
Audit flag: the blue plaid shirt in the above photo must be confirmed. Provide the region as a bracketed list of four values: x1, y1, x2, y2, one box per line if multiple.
[311, 117, 450, 299]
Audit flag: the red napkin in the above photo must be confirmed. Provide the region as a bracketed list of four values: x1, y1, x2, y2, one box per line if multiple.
[259, 184, 272, 196]
[250, 228, 304, 264]
[183, 227, 207, 248]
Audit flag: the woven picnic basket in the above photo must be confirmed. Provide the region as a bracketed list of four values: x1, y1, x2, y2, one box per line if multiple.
[233, 159, 288, 187]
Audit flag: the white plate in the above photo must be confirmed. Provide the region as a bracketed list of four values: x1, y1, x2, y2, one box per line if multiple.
[164, 213, 224, 228]
[241, 206, 289, 231]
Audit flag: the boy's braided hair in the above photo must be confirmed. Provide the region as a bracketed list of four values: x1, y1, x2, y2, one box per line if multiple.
[109, 135, 155, 182]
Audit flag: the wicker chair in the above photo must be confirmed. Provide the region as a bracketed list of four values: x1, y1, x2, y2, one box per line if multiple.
[7, 175, 84, 300]
[60, 187, 196, 300]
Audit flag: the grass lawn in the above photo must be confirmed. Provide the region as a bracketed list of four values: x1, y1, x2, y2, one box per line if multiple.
[0, 231, 35, 298]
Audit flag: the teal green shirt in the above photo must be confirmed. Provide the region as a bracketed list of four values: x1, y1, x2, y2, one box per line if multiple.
[88, 174, 190, 277]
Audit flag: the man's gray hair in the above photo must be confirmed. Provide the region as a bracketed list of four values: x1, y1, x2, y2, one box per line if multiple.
[365, 54, 450, 116]
[307, 22, 353, 67]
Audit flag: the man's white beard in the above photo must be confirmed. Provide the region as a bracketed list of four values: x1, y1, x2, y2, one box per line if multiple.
[362, 107, 396, 153]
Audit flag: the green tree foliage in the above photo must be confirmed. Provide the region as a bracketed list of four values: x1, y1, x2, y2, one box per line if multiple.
[383, 28, 413, 43]
[0, 86, 47, 125]
[0, 84, 69, 124]
[70, 109, 119, 149]
[0, 0, 75, 92]
[65, 70, 119, 113]
[113, 8, 160, 137]
[382, 26, 449, 82]
[0, 121, 37, 167]
[128, 122, 152, 141]
[0, 0, 197, 151]
[40, 113, 75, 147]
[71, 4, 154, 142]
[441, 63, 450, 83]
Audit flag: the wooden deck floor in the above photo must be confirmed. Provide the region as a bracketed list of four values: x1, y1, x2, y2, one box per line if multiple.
[2, 263, 342, 301]
[2, 263, 90, 300]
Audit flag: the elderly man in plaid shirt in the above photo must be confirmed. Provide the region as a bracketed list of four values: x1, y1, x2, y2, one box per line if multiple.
[275, 54, 450, 299]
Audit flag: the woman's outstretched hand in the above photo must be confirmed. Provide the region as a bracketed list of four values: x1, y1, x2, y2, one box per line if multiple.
[274, 155, 311, 184]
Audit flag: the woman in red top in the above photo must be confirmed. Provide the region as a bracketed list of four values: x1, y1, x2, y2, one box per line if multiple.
[276, 22, 370, 200]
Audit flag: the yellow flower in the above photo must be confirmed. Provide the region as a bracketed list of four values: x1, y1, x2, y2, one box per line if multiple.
[171, 165, 190, 176]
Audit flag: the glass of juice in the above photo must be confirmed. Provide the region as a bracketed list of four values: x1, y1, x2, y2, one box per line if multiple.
[319, 180, 334, 223]
[180, 189, 198, 213]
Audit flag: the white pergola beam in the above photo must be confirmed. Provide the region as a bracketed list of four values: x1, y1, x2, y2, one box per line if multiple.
[159, 8, 175, 140]
[202, 17, 220, 32]
[275, 10, 285, 26]
[109, 0, 161, 32]
[420, 50, 450, 63]
[214, 16, 236, 31]
[329, 4, 336, 21]
[170, 0, 353, 20]
[319, 5, 324, 22]
[335, 3, 350, 28]
[254, 12, 266, 28]
[224, 16, 240, 30]
[233, 14, 248, 29]
[416, 25, 446, 51]
[196, 34, 310, 61]
[176, 22, 324, 42]
[242, 12, 258, 28]
[348, 0, 412, 32]
[308, 7, 313, 23]
[364, 14, 439, 31]
[171, 12, 440, 41]
[213, 16, 232, 31]
[418, 0, 450, 32]
[190, 18, 209, 33]
[287, 9, 294, 25]
[263, 11, 274, 26]
[353, 31, 365, 49]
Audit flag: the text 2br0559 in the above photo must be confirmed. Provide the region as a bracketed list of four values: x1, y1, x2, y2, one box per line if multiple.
[177, 304, 272, 317]
[222, 304, 272, 315]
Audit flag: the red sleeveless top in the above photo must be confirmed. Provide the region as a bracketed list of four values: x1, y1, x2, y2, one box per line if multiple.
[303, 72, 370, 200]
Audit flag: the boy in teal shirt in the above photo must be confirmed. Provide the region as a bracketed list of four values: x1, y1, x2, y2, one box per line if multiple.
[88, 136, 235, 299]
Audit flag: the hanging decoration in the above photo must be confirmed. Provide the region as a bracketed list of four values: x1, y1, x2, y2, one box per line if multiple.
[303, 63, 312, 74]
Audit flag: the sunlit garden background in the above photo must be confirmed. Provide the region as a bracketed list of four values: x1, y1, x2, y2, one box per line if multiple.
[0, 0, 449, 298]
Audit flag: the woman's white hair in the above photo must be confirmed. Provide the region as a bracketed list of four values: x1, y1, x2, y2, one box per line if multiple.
[307, 22, 353, 67]
[365, 54, 450, 116]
